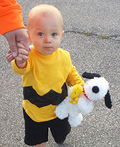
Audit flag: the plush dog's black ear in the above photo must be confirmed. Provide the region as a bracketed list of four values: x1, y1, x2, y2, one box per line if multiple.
[104, 90, 112, 109]
[82, 72, 101, 79]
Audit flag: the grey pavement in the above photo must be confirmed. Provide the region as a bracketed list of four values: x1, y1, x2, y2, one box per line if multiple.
[0, 0, 120, 146]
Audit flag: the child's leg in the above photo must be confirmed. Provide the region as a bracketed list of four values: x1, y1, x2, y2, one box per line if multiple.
[23, 109, 48, 146]
[50, 117, 71, 144]
[35, 142, 46, 147]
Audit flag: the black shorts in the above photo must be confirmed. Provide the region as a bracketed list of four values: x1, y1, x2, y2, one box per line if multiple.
[23, 109, 71, 146]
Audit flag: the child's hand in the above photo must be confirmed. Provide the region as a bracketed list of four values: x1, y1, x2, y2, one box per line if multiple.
[15, 43, 29, 62]
[15, 43, 32, 68]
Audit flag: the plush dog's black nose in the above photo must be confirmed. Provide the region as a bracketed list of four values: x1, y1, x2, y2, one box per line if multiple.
[92, 86, 99, 93]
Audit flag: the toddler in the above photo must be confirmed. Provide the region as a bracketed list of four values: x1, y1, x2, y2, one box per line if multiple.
[11, 4, 84, 147]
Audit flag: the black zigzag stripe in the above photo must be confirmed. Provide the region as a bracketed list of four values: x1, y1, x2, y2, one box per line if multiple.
[23, 83, 68, 108]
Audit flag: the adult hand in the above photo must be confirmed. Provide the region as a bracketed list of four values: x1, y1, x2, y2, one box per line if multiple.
[6, 44, 32, 65]
[4, 28, 29, 62]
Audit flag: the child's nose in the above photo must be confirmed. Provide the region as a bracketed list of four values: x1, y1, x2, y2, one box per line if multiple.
[44, 36, 51, 43]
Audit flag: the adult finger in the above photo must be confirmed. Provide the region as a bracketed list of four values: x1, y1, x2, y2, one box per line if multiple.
[8, 49, 11, 54]
[17, 42, 25, 48]
[6, 53, 15, 62]
[15, 56, 23, 61]
[18, 54, 28, 60]
[19, 48, 29, 56]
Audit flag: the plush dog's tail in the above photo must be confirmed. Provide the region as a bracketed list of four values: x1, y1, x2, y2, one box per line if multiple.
[82, 72, 101, 79]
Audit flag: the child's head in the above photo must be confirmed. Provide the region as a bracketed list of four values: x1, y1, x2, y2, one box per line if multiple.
[27, 4, 64, 56]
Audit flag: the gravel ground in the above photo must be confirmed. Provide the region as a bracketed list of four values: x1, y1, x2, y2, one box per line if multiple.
[0, 0, 120, 146]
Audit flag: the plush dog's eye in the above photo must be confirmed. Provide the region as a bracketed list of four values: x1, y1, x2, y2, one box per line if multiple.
[92, 86, 99, 93]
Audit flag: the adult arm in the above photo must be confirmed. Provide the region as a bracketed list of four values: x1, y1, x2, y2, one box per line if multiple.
[0, 0, 29, 62]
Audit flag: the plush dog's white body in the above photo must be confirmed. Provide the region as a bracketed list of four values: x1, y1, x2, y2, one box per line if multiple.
[55, 93, 83, 127]
[55, 76, 111, 127]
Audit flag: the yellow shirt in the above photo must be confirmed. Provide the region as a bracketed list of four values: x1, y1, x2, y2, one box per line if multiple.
[12, 46, 84, 122]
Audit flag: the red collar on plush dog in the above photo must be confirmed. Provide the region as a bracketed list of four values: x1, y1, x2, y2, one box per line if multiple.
[83, 87, 91, 101]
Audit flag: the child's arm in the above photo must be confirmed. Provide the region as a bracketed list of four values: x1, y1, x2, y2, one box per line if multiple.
[67, 66, 85, 87]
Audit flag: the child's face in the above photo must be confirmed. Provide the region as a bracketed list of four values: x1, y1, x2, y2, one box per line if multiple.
[28, 12, 64, 56]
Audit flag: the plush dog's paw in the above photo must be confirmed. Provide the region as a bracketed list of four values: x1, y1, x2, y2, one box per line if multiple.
[55, 105, 68, 119]
[68, 113, 83, 127]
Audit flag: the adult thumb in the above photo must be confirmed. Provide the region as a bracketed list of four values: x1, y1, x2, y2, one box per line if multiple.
[9, 40, 18, 57]
[4, 31, 18, 57]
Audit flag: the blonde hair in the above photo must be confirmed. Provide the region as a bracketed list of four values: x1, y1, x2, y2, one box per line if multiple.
[27, 4, 63, 31]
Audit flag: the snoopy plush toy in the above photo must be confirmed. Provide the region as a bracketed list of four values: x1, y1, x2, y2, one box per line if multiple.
[55, 72, 112, 127]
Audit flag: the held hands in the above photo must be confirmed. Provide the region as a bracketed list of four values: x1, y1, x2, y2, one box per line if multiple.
[15, 43, 32, 68]
[4, 28, 29, 62]
[7, 43, 32, 68]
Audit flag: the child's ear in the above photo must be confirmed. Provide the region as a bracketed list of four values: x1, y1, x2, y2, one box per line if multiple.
[26, 30, 32, 43]
[61, 31, 64, 40]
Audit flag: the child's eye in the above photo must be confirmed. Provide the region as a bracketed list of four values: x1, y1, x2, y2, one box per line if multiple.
[38, 32, 43, 36]
[52, 33, 57, 36]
